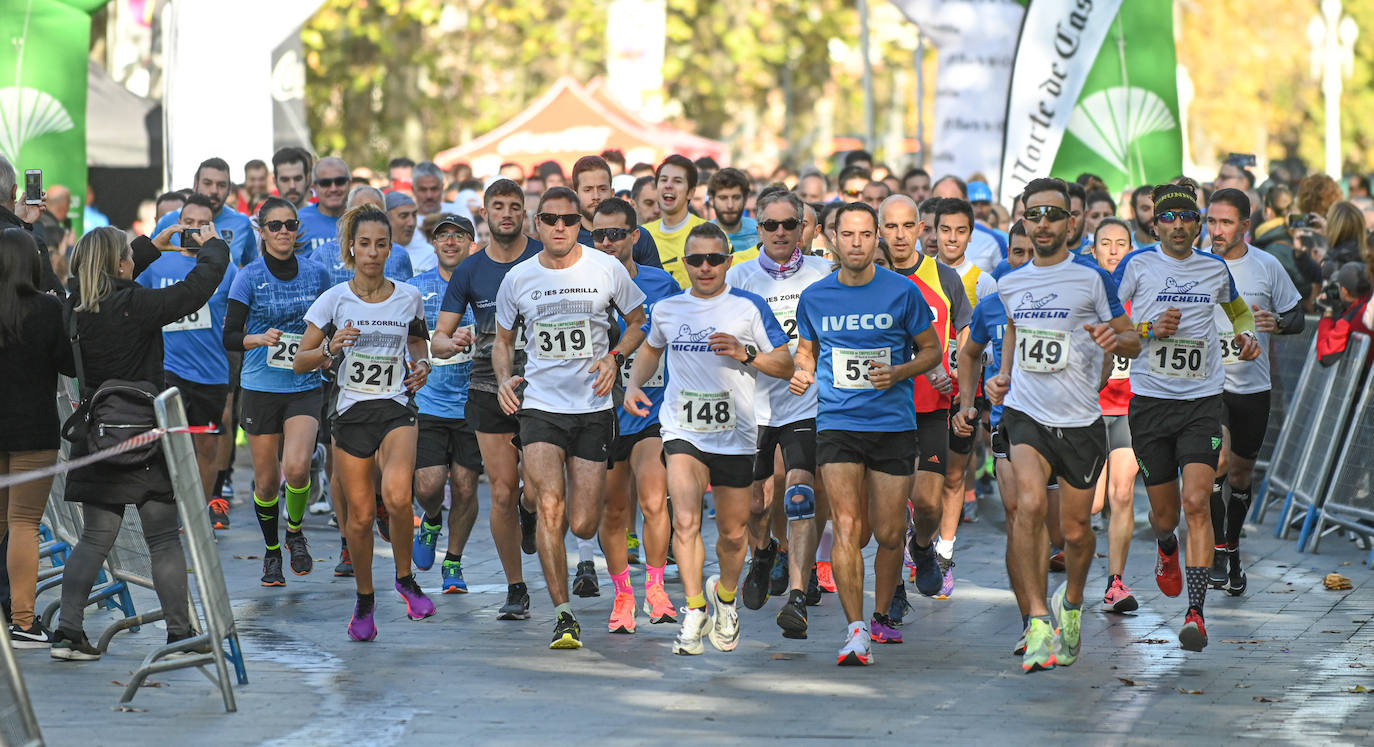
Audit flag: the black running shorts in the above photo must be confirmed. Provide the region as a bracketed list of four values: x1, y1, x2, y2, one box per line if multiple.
[1221, 390, 1271, 461]
[752, 418, 818, 481]
[1128, 394, 1223, 487]
[1001, 408, 1107, 491]
[817, 429, 918, 476]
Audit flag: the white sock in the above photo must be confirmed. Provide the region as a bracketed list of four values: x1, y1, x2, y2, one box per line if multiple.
[578, 537, 595, 563]
[818, 523, 833, 562]
[935, 536, 955, 560]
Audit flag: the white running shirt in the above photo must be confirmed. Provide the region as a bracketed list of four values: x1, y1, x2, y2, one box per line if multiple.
[495, 246, 646, 414]
[725, 254, 831, 426]
[646, 285, 790, 455]
[997, 254, 1124, 427]
[304, 281, 426, 415]
[1209, 244, 1303, 395]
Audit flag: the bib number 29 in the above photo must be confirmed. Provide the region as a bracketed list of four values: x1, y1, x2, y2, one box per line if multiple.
[267, 333, 303, 370]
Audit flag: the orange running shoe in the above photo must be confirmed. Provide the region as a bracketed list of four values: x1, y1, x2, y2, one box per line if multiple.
[208, 498, 230, 530]
[608, 592, 637, 634]
[1155, 540, 1183, 597]
[815, 561, 837, 593]
[643, 584, 678, 624]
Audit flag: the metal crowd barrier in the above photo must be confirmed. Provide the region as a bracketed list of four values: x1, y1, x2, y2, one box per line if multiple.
[1253, 317, 1319, 473]
[118, 387, 246, 711]
[1304, 358, 1374, 560]
[1251, 336, 1330, 526]
[0, 624, 44, 747]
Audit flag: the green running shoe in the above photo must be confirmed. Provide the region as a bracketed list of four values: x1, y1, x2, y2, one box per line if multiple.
[1050, 582, 1082, 667]
[1021, 617, 1057, 673]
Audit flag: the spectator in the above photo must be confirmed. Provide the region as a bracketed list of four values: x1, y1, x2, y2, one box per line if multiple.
[52, 224, 228, 661]
[1323, 201, 1369, 274]
[0, 156, 61, 292]
[1297, 173, 1343, 220]
[1316, 262, 1374, 368]
[1348, 174, 1369, 200]
[0, 227, 76, 645]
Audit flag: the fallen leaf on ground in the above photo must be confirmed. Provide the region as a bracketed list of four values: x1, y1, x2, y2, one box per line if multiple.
[1118, 677, 1138, 686]
[1132, 638, 1170, 644]
[112, 680, 164, 688]
[1347, 685, 1371, 694]
[1341, 561, 1351, 566]
[1267, 589, 1297, 593]
[115, 706, 147, 713]
[1350, 663, 1368, 668]
[1177, 688, 1204, 695]
[1322, 630, 1345, 634]
[771, 653, 794, 660]
[1234, 683, 1252, 688]
[1253, 696, 1282, 702]
[233, 555, 261, 560]
[1324, 573, 1353, 590]
[1222, 639, 1264, 644]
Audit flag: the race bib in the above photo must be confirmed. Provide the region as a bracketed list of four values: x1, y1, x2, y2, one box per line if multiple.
[832, 347, 889, 390]
[620, 351, 666, 389]
[678, 390, 735, 433]
[431, 324, 475, 367]
[267, 333, 302, 370]
[771, 304, 799, 352]
[1218, 332, 1244, 366]
[1108, 354, 1132, 381]
[342, 351, 405, 395]
[1148, 337, 1207, 379]
[533, 319, 592, 360]
[1014, 328, 1070, 373]
[163, 304, 212, 333]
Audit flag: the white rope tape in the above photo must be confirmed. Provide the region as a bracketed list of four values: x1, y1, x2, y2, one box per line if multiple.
[0, 425, 215, 491]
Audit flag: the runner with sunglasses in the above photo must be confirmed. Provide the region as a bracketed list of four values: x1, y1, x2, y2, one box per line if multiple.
[1112, 183, 1260, 652]
[303, 186, 414, 284]
[432, 178, 542, 622]
[298, 157, 352, 253]
[224, 196, 332, 585]
[494, 187, 648, 650]
[591, 198, 681, 635]
[626, 222, 793, 656]
[295, 205, 435, 641]
[725, 189, 832, 639]
[792, 202, 942, 666]
[960, 178, 1139, 673]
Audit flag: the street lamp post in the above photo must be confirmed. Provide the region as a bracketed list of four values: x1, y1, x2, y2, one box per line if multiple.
[1308, 0, 1358, 177]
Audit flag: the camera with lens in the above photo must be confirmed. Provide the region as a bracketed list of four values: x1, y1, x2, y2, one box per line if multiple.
[1315, 278, 1345, 315]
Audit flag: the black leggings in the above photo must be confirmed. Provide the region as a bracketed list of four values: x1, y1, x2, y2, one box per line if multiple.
[58, 501, 191, 639]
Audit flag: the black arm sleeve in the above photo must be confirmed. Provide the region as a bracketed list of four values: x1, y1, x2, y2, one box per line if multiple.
[1276, 305, 1306, 335]
[408, 317, 430, 340]
[223, 299, 249, 351]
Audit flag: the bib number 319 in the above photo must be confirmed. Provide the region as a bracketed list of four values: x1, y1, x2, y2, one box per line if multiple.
[534, 319, 591, 360]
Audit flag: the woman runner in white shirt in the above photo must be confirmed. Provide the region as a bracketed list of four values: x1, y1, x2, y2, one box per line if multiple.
[295, 206, 434, 641]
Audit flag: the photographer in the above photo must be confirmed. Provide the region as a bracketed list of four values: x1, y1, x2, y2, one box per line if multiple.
[1316, 262, 1374, 369]
[51, 224, 227, 660]
[1322, 202, 1369, 277]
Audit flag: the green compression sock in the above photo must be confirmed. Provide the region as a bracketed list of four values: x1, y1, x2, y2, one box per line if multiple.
[285, 480, 311, 532]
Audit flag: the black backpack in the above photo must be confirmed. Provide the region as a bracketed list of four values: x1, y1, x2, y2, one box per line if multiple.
[60, 306, 162, 467]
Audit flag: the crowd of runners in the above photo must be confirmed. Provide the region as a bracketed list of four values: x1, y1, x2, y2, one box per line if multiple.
[8, 143, 1362, 673]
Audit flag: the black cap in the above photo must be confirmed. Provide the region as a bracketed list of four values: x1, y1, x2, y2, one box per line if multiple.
[430, 213, 474, 239]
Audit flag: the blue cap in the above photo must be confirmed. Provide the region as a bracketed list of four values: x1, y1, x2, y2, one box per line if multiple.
[968, 181, 993, 203]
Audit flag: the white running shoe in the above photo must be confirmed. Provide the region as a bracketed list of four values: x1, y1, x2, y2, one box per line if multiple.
[706, 575, 740, 652]
[672, 606, 710, 655]
[837, 624, 874, 666]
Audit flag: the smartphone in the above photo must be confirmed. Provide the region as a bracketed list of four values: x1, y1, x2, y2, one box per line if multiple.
[1226, 153, 1257, 168]
[24, 169, 42, 205]
[1286, 214, 1309, 229]
[181, 227, 201, 247]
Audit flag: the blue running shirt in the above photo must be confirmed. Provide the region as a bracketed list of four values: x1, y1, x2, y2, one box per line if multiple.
[229, 255, 331, 393]
[137, 253, 238, 385]
[410, 267, 475, 420]
[617, 264, 682, 436]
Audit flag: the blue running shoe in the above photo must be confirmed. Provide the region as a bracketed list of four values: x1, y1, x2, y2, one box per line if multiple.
[441, 560, 468, 594]
[413, 520, 441, 571]
[910, 538, 942, 597]
[888, 582, 913, 625]
[769, 549, 790, 597]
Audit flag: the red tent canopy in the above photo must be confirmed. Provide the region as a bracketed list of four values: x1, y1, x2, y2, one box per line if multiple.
[434, 77, 727, 175]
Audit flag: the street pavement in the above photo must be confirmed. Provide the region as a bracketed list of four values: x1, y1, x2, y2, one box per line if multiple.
[15, 472, 1374, 746]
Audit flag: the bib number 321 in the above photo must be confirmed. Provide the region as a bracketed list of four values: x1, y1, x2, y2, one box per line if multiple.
[343, 352, 404, 395]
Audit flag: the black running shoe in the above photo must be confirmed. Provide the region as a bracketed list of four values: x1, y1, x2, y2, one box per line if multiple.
[776, 590, 808, 639]
[806, 564, 823, 606]
[518, 499, 538, 555]
[573, 560, 601, 598]
[334, 547, 354, 577]
[741, 539, 778, 610]
[1225, 550, 1247, 596]
[498, 586, 531, 620]
[1209, 547, 1229, 589]
[49, 629, 100, 661]
[208, 497, 230, 529]
[550, 611, 582, 650]
[261, 554, 286, 586]
[285, 531, 312, 575]
[375, 495, 391, 543]
[769, 549, 790, 597]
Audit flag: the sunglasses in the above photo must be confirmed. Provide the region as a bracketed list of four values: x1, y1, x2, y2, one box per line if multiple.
[591, 227, 632, 243]
[433, 230, 469, 242]
[1156, 210, 1201, 224]
[263, 219, 300, 233]
[684, 252, 731, 267]
[1022, 205, 1070, 223]
[841, 188, 863, 198]
[759, 218, 801, 232]
[315, 176, 349, 188]
[537, 212, 582, 227]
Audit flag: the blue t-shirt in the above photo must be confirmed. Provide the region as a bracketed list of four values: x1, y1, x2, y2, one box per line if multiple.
[297, 203, 341, 254]
[974, 222, 1008, 257]
[229, 256, 331, 393]
[967, 294, 1008, 427]
[616, 265, 681, 436]
[136, 252, 238, 386]
[411, 267, 474, 420]
[576, 228, 663, 269]
[721, 217, 759, 254]
[154, 206, 258, 267]
[796, 267, 934, 433]
[301, 240, 413, 285]
[440, 239, 543, 392]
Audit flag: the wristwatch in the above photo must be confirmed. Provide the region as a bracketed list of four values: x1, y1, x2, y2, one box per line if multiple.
[742, 345, 758, 366]
[611, 350, 626, 369]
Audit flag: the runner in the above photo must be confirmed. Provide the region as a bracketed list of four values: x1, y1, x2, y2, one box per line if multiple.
[136, 193, 238, 527]
[153, 157, 257, 267]
[1204, 189, 1304, 596]
[792, 202, 942, 665]
[644, 155, 708, 288]
[1089, 217, 1143, 614]
[494, 186, 648, 649]
[1112, 182, 1261, 652]
[876, 194, 970, 617]
[432, 178, 542, 622]
[966, 177, 1139, 673]
[571, 155, 662, 268]
[709, 167, 760, 254]
[726, 190, 832, 637]
[590, 197, 681, 634]
[305, 186, 413, 285]
[625, 222, 793, 656]
[224, 196, 331, 586]
[295, 205, 436, 640]
[298, 157, 352, 253]
[409, 214, 484, 594]
[271, 146, 313, 210]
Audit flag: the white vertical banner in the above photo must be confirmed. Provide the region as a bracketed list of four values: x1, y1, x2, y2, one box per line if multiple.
[890, 0, 1025, 196]
[605, 0, 666, 122]
[163, 0, 324, 187]
[997, 0, 1123, 203]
